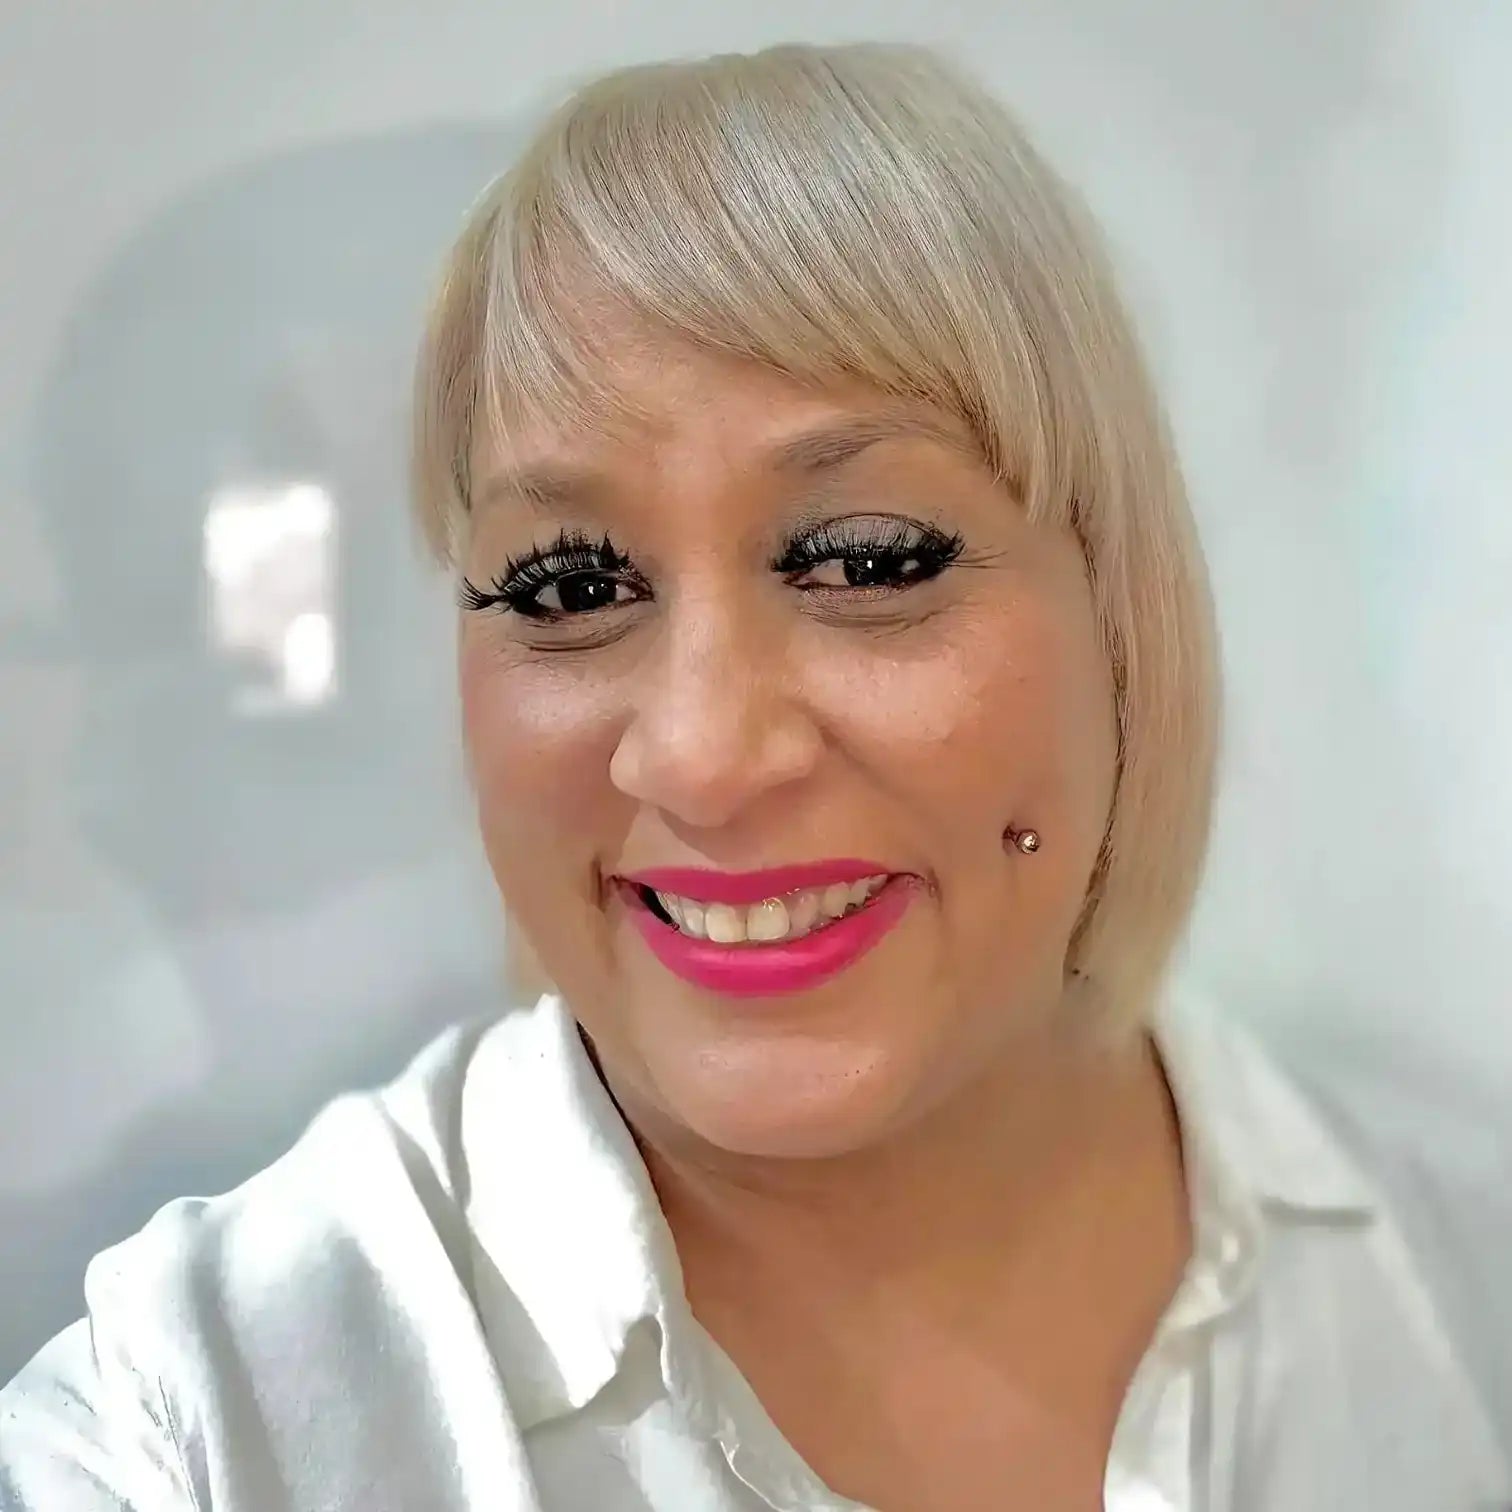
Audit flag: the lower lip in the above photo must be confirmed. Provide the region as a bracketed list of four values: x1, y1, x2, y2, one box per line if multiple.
[624, 878, 915, 998]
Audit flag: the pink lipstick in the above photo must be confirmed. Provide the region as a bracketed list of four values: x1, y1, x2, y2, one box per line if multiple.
[618, 859, 915, 998]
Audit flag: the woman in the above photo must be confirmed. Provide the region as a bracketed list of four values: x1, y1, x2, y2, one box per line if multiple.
[1, 40, 1504, 1512]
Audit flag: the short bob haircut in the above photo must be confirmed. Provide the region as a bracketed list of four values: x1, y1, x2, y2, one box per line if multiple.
[413, 41, 1220, 1036]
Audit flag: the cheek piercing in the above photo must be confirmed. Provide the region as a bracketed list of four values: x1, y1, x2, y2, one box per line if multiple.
[1007, 826, 1041, 855]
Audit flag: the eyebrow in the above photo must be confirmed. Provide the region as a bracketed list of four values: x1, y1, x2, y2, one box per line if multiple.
[472, 405, 978, 514]
[473, 463, 604, 515]
[764, 407, 979, 473]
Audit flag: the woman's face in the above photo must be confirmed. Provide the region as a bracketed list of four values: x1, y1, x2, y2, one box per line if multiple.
[459, 333, 1118, 1159]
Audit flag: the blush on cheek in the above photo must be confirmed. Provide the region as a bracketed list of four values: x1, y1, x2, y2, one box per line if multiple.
[457, 637, 625, 840]
[832, 594, 1113, 897]
[458, 649, 621, 1001]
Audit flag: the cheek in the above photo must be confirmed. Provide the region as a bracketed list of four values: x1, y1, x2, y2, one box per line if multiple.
[809, 601, 1116, 848]
[457, 630, 620, 876]
[814, 602, 1115, 998]
[811, 590, 1116, 1007]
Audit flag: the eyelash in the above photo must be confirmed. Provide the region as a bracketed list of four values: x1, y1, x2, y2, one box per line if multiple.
[771, 517, 965, 587]
[459, 531, 644, 621]
[459, 518, 966, 623]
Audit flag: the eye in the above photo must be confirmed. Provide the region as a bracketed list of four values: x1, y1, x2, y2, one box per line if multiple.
[460, 531, 649, 622]
[794, 550, 929, 590]
[774, 516, 964, 593]
[531, 573, 638, 615]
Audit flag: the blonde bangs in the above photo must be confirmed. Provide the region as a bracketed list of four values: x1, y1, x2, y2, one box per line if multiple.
[420, 43, 1140, 551]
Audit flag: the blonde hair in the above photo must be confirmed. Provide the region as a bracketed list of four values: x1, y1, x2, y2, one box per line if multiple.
[413, 41, 1220, 1033]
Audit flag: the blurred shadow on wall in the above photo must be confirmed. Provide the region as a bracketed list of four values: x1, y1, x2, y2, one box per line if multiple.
[2, 124, 524, 1376]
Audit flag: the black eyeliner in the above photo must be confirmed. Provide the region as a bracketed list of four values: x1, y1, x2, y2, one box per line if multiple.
[460, 529, 638, 619]
[772, 516, 965, 579]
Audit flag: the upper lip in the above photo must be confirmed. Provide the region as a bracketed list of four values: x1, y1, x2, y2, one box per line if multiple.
[621, 859, 897, 905]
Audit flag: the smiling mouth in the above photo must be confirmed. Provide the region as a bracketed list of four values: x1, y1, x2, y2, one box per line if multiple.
[631, 874, 893, 946]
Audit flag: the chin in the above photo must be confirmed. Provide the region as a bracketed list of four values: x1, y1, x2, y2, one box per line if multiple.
[645, 1031, 922, 1161]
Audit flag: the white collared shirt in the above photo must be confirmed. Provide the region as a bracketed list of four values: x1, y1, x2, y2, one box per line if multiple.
[1, 988, 1506, 1510]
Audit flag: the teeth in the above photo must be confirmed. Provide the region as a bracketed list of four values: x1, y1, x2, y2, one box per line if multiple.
[703, 903, 746, 945]
[746, 898, 790, 942]
[788, 891, 820, 933]
[649, 875, 890, 946]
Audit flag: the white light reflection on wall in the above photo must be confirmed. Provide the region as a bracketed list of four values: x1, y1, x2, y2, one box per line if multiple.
[202, 482, 336, 714]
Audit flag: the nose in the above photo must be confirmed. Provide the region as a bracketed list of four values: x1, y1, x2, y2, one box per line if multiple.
[608, 599, 822, 830]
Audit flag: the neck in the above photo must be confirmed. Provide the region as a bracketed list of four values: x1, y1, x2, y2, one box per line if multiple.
[629, 1014, 1190, 1432]
[649, 1022, 1179, 1267]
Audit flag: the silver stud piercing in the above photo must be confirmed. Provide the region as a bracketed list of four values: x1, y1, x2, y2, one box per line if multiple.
[1010, 827, 1040, 855]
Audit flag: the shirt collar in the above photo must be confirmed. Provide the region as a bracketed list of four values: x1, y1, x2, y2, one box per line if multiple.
[456, 985, 1380, 1427]
[456, 994, 682, 1426]
[1154, 979, 1379, 1221]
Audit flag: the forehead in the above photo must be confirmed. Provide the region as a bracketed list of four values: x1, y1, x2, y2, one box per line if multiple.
[471, 337, 983, 513]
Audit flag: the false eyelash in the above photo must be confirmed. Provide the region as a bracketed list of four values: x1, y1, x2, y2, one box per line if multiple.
[772, 517, 966, 577]
[459, 530, 635, 616]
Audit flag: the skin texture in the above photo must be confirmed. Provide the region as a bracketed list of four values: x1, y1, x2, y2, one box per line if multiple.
[458, 329, 1189, 1508]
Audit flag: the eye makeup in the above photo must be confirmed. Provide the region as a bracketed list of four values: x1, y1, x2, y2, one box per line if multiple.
[459, 530, 647, 621]
[460, 514, 969, 624]
[772, 515, 965, 591]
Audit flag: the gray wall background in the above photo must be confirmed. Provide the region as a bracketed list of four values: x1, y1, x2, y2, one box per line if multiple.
[2, 0, 1508, 1414]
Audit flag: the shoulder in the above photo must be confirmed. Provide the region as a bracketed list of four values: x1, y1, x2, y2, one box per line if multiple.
[92, 1016, 492, 1377]
[1, 1015, 513, 1510]
[1250, 1008, 1512, 1448]
[55, 991, 618, 1417]
[106, 1016, 483, 1324]
[1174, 988, 1512, 1477]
